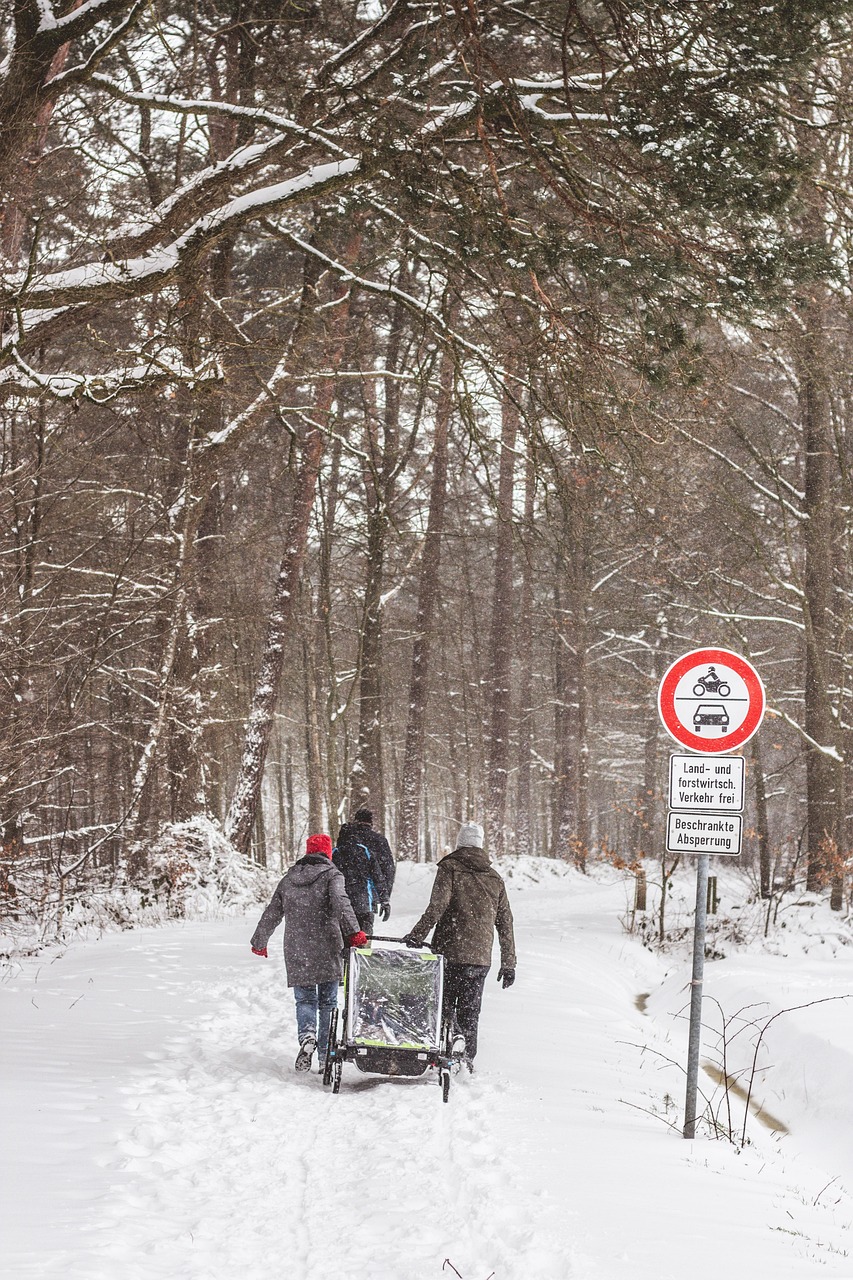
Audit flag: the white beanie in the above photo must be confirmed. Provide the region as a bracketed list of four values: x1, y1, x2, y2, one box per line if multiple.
[457, 822, 484, 849]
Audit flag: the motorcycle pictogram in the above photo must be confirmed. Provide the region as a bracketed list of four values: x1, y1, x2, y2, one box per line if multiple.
[692, 666, 730, 698]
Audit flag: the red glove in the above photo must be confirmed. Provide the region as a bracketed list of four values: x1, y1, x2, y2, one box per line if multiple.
[348, 931, 368, 948]
[252, 946, 268, 958]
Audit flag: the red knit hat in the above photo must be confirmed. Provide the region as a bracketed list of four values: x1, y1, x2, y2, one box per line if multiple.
[306, 833, 333, 858]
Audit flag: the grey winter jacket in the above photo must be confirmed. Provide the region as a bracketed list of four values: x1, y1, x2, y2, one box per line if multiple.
[408, 847, 517, 968]
[251, 855, 360, 987]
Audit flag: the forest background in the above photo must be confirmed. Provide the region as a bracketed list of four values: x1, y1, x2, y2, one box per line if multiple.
[3, 0, 853, 944]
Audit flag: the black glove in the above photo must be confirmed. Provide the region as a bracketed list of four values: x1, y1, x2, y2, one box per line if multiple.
[497, 967, 515, 989]
[402, 933, 421, 948]
[378, 902, 391, 922]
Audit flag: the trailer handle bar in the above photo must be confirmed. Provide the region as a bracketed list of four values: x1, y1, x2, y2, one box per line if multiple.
[361, 935, 437, 949]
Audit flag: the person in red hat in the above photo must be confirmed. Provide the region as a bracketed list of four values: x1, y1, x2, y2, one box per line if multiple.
[251, 833, 367, 1072]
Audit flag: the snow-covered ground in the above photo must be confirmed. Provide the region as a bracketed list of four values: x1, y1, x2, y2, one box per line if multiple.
[3, 859, 853, 1279]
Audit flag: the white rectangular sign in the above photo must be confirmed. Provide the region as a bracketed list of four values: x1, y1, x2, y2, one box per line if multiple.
[668, 754, 744, 812]
[666, 812, 742, 856]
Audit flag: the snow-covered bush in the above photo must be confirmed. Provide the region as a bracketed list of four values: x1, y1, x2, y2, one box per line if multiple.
[0, 817, 274, 962]
[140, 816, 274, 919]
[624, 860, 853, 959]
[493, 855, 581, 887]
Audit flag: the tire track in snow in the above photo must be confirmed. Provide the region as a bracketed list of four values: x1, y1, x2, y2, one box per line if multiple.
[84, 960, 576, 1280]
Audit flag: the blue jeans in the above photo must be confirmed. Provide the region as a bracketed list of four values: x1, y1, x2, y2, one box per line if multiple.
[293, 982, 339, 1054]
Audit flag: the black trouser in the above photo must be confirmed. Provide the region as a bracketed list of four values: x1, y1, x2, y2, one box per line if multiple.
[442, 962, 489, 1061]
[356, 910, 374, 935]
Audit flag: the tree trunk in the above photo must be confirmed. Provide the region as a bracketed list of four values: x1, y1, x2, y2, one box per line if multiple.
[750, 733, 772, 900]
[486, 379, 519, 856]
[349, 298, 407, 823]
[129, 464, 207, 841]
[574, 636, 590, 870]
[224, 423, 327, 855]
[796, 304, 840, 891]
[285, 739, 295, 857]
[303, 632, 325, 834]
[632, 637, 666, 862]
[551, 568, 573, 859]
[319, 435, 344, 831]
[788, 94, 843, 894]
[275, 729, 288, 867]
[399, 349, 454, 858]
[568, 470, 592, 870]
[224, 228, 360, 855]
[515, 441, 536, 854]
[0, 15, 77, 271]
[350, 486, 387, 818]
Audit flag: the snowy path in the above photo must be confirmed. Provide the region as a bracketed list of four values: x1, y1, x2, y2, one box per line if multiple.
[4, 863, 853, 1278]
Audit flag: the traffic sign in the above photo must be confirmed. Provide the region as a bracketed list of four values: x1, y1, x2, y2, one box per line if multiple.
[666, 812, 742, 856]
[669, 754, 744, 812]
[657, 648, 765, 754]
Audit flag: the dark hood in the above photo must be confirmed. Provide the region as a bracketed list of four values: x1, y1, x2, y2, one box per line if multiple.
[335, 823, 363, 849]
[446, 847, 491, 873]
[288, 855, 334, 886]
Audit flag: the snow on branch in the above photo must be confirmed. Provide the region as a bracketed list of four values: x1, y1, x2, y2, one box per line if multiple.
[769, 707, 844, 762]
[0, 158, 362, 312]
[314, 0, 408, 81]
[518, 95, 608, 124]
[34, 0, 56, 28]
[107, 130, 332, 251]
[512, 74, 616, 92]
[88, 75, 348, 157]
[1, 347, 221, 403]
[45, 1, 147, 91]
[200, 351, 293, 454]
[275, 229, 523, 385]
[672, 423, 807, 522]
[36, 0, 133, 36]
[674, 604, 805, 632]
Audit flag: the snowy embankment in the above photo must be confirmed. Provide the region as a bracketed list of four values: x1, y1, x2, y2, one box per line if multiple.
[3, 859, 853, 1279]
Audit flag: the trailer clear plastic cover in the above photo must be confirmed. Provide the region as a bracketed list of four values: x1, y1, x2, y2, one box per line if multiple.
[348, 947, 443, 1049]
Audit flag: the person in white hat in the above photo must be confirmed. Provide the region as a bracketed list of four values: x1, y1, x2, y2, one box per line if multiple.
[404, 821, 516, 1071]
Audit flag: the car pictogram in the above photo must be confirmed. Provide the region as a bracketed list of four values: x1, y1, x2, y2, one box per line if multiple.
[693, 703, 730, 731]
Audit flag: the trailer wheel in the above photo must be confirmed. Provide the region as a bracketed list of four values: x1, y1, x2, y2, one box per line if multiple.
[332, 1058, 343, 1094]
[323, 1010, 338, 1087]
[441, 1068, 450, 1103]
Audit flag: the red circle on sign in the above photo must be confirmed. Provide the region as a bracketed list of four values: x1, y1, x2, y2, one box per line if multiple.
[657, 647, 765, 753]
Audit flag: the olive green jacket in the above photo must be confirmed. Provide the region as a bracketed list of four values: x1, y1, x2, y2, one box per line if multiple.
[409, 847, 516, 969]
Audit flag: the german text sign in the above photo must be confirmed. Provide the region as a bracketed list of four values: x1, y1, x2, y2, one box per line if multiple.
[669, 754, 744, 812]
[666, 812, 742, 856]
[658, 648, 765, 754]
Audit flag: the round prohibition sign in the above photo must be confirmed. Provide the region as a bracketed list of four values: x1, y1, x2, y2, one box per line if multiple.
[657, 647, 765, 754]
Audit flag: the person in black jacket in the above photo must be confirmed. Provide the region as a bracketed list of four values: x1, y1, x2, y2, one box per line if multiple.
[333, 818, 392, 935]
[353, 807, 396, 906]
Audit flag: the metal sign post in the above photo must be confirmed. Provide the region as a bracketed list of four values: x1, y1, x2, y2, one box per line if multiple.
[683, 854, 709, 1139]
[656, 647, 766, 1140]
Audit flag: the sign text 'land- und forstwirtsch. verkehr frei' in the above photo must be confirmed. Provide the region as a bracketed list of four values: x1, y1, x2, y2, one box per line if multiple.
[668, 754, 745, 812]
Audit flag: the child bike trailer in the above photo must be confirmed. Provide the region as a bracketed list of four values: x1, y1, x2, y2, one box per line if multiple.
[322, 936, 456, 1102]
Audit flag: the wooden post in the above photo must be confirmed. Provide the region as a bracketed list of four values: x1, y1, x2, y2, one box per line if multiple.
[634, 868, 647, 912]
[706, 875, 718, 915]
